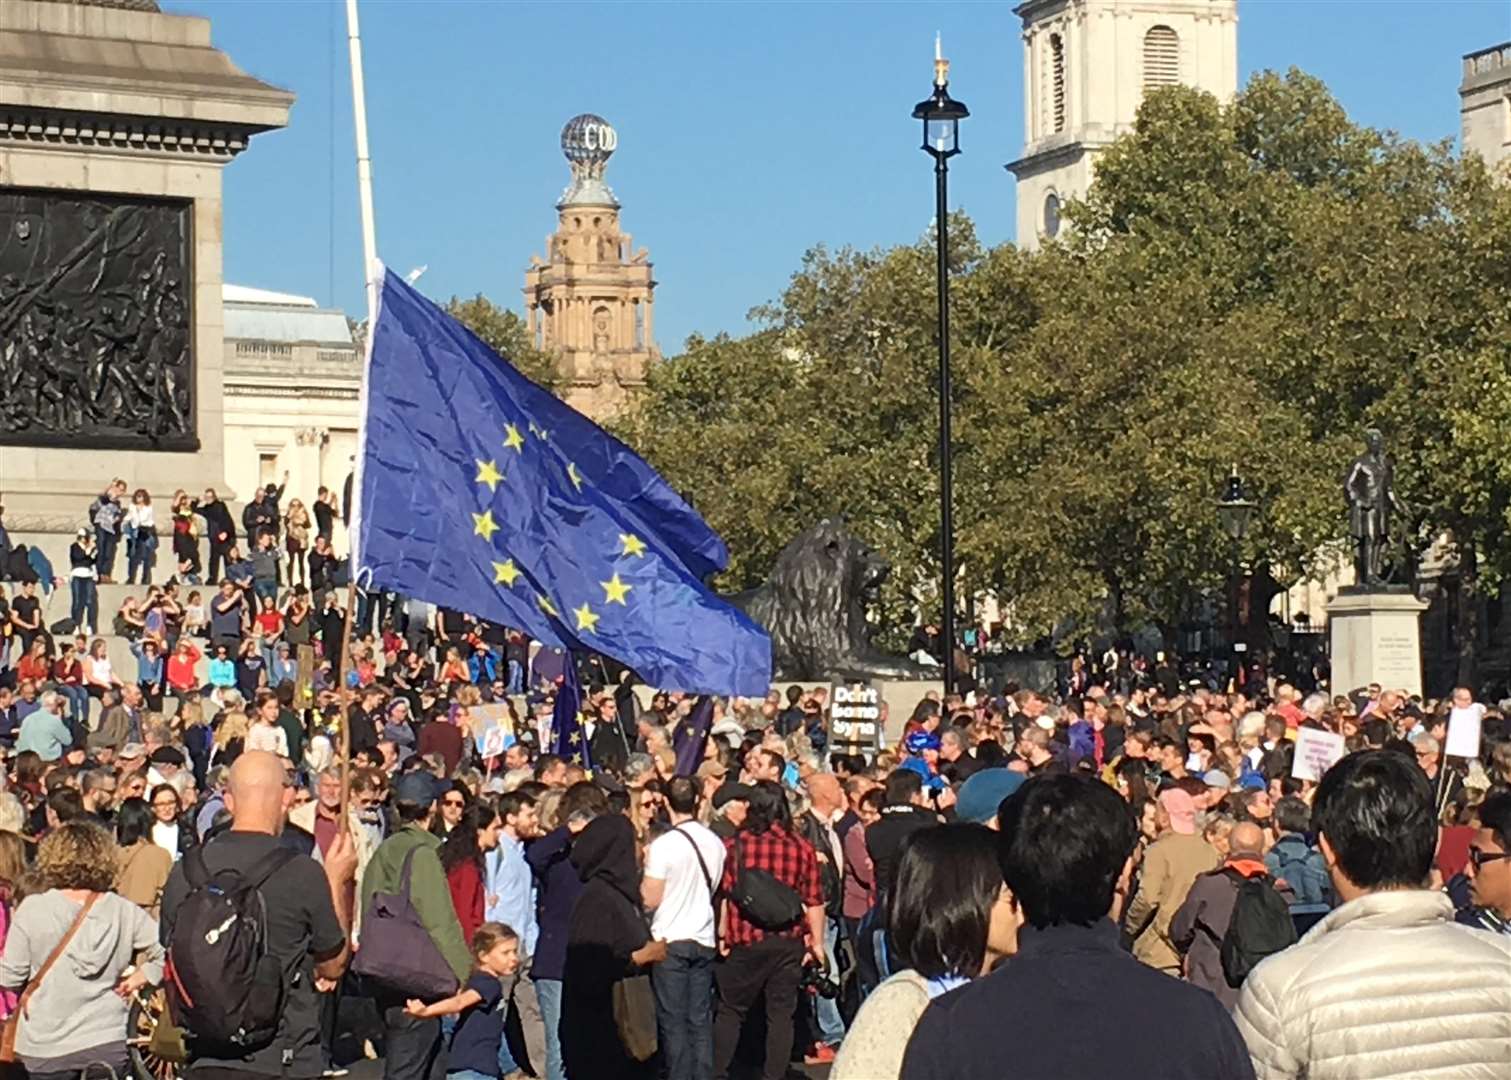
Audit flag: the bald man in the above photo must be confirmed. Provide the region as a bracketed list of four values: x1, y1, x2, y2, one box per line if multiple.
[161, 751, 357, 1076]
[1169, 821, 1280, 1010]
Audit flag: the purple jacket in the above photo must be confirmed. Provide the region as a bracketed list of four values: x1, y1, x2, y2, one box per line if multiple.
[525, 825, 585, 981]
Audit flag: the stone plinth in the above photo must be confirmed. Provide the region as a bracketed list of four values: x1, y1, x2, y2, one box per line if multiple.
[0, 0, 291, 543]
[1327, 589, 1430, 697]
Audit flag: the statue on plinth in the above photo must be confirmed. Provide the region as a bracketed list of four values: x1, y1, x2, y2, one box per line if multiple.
[1344, 429, 1404, 588]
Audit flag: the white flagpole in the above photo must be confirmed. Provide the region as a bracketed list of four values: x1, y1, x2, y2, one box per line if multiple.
[340, 0, 379, 826]
[346, 0, 379, 323]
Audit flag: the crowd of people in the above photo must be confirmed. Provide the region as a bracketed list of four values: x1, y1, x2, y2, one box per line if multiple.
[0, 479, 1509, 1079]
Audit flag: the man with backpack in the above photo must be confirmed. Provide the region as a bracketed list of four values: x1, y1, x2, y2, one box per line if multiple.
[1170, 822, 1295, 1010]
[160, 750, 356, 1080]
[642, 775, 727, 1080]
[712, 780, 824, 1080]
[358, 770, 471, 1080]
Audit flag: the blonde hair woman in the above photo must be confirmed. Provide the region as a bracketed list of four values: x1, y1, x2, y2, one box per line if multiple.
[284, 497, 312, 587]
[0, 822, 163, 1078]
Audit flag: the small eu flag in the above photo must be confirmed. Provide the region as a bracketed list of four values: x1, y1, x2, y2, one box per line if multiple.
[672, 696, 715, 777]
[353, 269, 772, 696]
[549, 661, 592, 771]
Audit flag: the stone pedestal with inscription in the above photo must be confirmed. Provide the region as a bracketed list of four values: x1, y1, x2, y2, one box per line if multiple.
[0, 0, 290, 566]
[1327, 589, 1430, 698]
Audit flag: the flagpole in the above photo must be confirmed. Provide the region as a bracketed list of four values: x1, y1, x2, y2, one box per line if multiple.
[339, 0, 380, 831]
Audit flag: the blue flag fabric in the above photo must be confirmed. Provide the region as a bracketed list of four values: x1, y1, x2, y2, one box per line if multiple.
[549, 660, 592, 771]
[672, 696, 715, 777]
[353, 269, 772, 696]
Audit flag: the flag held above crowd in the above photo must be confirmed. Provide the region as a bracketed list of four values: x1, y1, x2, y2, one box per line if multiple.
[352, 269, 773, 697]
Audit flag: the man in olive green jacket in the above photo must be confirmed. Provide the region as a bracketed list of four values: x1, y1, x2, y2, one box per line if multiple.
[360, 771, 470, 1079]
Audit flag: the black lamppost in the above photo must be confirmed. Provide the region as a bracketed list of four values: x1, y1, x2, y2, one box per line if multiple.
[913, 40, 968, 693]
[1216, 465, 1257, 673]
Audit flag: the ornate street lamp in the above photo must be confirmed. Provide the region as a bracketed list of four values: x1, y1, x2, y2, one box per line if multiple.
[1217, 465, 1257, 542]
[913, 36, 968, 692]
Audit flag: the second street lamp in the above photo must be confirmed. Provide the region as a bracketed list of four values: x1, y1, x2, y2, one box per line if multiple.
[1216, 465, 1258, 681]
[913, 38, 968, 693]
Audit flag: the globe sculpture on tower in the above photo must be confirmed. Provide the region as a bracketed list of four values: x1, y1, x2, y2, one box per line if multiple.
[524, 114, 657, 419]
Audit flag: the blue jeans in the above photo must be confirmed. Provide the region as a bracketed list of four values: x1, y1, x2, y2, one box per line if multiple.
[70, 577, 98, 633]
[447, 1073, 495, 1080]
[254, 579, 278, 603]
[126, 531, 157, 585]
[652, 940, 716, 1080]
[534, 976, 564, 1080]
[813, 916, 844, 1047]
[58, 685, 90, 725]
[95, 527, 119, 578]
[506, 658, 523, 695]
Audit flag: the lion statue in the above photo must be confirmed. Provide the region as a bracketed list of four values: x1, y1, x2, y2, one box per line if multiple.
[729, 518, 931, 681]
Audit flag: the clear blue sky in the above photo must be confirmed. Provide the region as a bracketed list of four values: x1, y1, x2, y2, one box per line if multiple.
[164, 0, 1509, 351]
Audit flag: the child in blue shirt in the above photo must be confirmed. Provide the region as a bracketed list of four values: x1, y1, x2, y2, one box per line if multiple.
[405, 922, 520, 1080]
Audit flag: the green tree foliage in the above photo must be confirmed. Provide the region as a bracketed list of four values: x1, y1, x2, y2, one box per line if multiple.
[446, 294, 561, 393]
[620, 70, 1511, 651]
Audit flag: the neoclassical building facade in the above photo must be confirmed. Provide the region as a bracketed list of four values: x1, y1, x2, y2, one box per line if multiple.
[1008, 0, 1238, 250]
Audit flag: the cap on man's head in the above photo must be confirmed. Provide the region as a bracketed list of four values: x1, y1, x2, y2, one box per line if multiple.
[711, 781, 755, 809]
[695, 760, 728, 782]
[956, 768, 1026, 825]
[393, 770, 443, 807]
[119, 742, 147, 761]
[1202, 769, 1232, 791]
[149, 746, 186, 767]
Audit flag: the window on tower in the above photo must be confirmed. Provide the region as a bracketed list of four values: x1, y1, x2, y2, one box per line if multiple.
[1143, 26, 1179, 91]
[1050, 33, 1066, 133]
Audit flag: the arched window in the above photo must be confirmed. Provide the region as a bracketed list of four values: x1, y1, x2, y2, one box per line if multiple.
[1143, 25, 1179, 90]
[1050, 33, 1066, 133]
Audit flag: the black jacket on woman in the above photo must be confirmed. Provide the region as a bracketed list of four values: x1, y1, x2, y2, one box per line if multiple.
[562, 815, 654, 1080]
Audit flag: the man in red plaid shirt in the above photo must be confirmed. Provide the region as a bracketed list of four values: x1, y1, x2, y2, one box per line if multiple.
[713, 780, 826, 1080]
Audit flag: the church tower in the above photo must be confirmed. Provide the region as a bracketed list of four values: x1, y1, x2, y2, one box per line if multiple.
[524, 114, 657, 419]
[1007, 0, 1238, 250]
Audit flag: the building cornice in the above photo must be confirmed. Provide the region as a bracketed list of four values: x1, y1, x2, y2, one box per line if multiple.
[0, 104, 260, 161]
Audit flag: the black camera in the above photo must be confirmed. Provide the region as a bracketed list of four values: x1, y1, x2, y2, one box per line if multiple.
[800, 964, 840, 1000]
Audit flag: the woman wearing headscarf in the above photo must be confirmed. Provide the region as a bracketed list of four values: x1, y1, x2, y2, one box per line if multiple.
[562, 814, 667, 1080]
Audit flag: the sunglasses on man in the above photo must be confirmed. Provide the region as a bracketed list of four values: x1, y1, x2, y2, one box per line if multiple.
[1468, 847, 1511, 872]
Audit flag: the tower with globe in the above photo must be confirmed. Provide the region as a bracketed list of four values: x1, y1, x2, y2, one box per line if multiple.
[524, 114, 659, 419]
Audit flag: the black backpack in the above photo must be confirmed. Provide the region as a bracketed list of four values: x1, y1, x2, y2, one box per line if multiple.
[166, 844, 298, 1050]
[729, 833, 805, 930]
[1219, 868, 1297, 988]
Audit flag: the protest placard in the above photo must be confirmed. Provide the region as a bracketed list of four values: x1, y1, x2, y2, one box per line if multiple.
[1291, 727, 1346, 782]
[1445, 705, 1484, 759]
[829, 683, 881, 755]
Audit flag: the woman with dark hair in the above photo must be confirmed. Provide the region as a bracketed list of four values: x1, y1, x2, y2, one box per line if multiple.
[833, 824, 1021, 1080]
[148, 783, 195, 861]
[432, 780, 471, 839]
[113, 797, 172, 917]
[442, 801, 502, 944]
[562, 814, 668, 1080]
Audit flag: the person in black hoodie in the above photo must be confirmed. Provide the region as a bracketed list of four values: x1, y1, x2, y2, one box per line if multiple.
[199, 487, 237, 584]
[562, 813, 668, 1080]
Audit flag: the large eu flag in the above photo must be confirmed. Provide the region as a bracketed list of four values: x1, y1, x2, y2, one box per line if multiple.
[353, 269, 772, 696]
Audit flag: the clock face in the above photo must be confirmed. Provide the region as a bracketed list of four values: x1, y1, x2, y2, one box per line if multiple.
[1044, 193, 1061, 239]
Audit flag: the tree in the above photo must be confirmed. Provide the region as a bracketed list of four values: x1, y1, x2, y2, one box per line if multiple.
[621, 71, 1511, 663]
[446, 294, 561, 393]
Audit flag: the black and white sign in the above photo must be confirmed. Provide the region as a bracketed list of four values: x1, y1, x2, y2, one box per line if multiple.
[829, 683, 881, 754]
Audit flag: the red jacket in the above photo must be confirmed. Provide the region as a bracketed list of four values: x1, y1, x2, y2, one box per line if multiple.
[167, 645, 201, 691]
[447, 858, 485, 945]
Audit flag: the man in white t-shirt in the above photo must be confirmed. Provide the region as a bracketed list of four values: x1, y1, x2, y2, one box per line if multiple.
[642, 775, 727, 1080]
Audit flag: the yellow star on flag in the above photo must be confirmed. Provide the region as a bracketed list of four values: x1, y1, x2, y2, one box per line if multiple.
[503, 424, 526, 453]
[619, 533, 647, 558]
[472, 510, 499, 542]
[570, 752, 582, 764]
[601, 572, 632, 605]
[566, 461, 584, 492]
[537, 594, 558, 618]
[475, 459, 503, 492]
[569, 731, 580, 745]
[492, 559, 520, 586]
[573, 602, 600, 633]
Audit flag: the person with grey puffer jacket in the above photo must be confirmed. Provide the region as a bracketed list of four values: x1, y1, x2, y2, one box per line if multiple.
[1236, 751, 1511, 1079]
[0, 821, 164, 1079]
